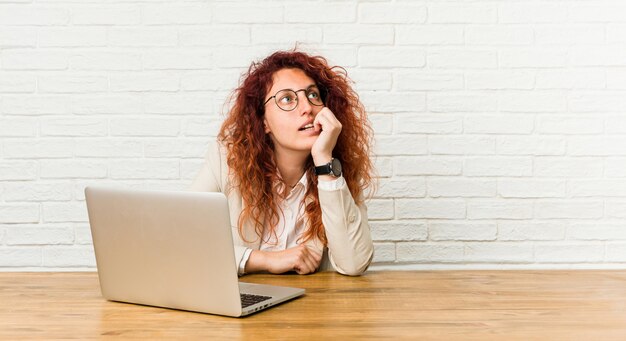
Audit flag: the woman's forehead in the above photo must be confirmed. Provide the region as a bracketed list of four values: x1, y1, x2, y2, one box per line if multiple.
[268, 68, 316, 93]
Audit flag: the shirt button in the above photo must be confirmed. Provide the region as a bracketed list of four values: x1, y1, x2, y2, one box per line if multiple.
[348, 214, 356, 223]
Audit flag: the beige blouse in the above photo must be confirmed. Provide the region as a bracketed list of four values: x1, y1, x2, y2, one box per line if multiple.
[188, 141, 374, 276]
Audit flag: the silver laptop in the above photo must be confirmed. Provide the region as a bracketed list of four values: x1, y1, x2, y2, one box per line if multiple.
[84, 186, 304, 317]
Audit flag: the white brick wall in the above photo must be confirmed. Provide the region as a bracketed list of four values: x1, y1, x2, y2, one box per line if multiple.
[1, 0, 626, 271]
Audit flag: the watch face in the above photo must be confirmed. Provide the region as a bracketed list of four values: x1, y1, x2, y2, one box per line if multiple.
[331, 158, 342, 177]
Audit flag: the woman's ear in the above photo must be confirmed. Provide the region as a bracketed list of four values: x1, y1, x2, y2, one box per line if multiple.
[263, 117, 271, 134]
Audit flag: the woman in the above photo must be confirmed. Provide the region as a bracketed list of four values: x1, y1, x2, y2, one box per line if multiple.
[190, 50, 375, 276]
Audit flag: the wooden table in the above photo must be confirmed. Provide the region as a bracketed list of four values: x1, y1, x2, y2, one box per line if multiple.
[1, 271, 626, 340]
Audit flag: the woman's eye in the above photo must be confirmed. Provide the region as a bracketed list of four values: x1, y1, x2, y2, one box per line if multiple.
[308, 91, 319, 99]
[279, 95, 294, 103]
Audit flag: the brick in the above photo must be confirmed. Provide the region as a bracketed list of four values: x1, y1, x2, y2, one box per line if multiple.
[570, 46, 626, 67]
[40, 160, 107, 179]
[465, 157, 532, 177]
[464, 243, 533, 263]
[607, 24, 626, 43]
[251, 26, 322, 44]
[74, 139, 143, 158]
[1, 49, 68, 70]
[309, 47, 358, 68]
[569, 224, 626, 241]
[496, 136, 566, 156]
[110, 118, 180, 136]
[369, 114, 393, 135]
[0, 161, 37, 180]
[606, 116, 626, 133]
[3, 182, 73, 202]
[72, 95, 142, 115]
[142, 4, 211, 24]
[108, 28, 177, 47]
[395, 114, 462, 134]
[347, 69, 393, 91]
[359, 3, 426, 24]
[367, 199, 394, 220]
[466, 26, 533, 45]
[43, 247, 96, 267]
[396, 25, 463, 45]
[500, 48, 568, 68]
[430, 4, 496, 23]
[144, 138, 206, 158]
[181, 70, 241, 91]
[74, 224, 93, 245]
[0, 5, 68, 25]
[370, 221, 427, 242]
[467, 200, 533, 219]
[374, 135, 427, 156]
[6, 226, 74, 245]
[428, 178, 496, 198]
[0, 118, 36, 137]
[535, 201, 603, 219]
[428, 92, 497, 112]
[499, 4, 566, 23]
[286, 3, 354, 23]
[143, 50, 212, 70]
[430, 222, 496, 241]
[43, 202, 89, 223]
[72, 5, 140, 25]
[212, 46, 275, 68]
[216, 3, 283, 23]
[0, 27, 36, 47]
[606, 158, 626, 177]
[536, 69, 605, 89]
[361, 91, 426, 112]
[0, 73, 36, 93]
[396, 72, 463, 91]
[396, 199, 465, 219]
[570, 5, 626, 23]
[395, 157, 462, 176]
[498, 222, 565, 241]
[499, 179, 567, 199]
[373, 157, 393, 178]
[0, 204, 40, 223]
[182, 117, 223, 137]
[396, 243, 464, 263]
[537, 116, 603, 134]
[181, 159, 204, 181]
[570, 180, 626, 197]
[39, 27, 106, 47]
[606, 242, 626, 262]
[143, 94, 213, 114]
[569, 137, 626, 156]
[1, 95, 71, 115]
[359, 47, 425, 68]
[606, 201, 626, 218]
[372, 243, 396, 263]
[70, 51, 142, 71]
[375, 177, 426, 198]
[534, 243, 604, 263]
[429, 49, 497, 68]
[109, 72, 179, 92]
[179, 26, 250, 46]
[41, 117, 107, 137]
[109, 160, 179, 180]
[465, 71, 534, 90]
[499, 91, 567, 113]
[429, 136, 495, 155]
[535, 25, 605, 45]
[465, 115, 534, 134]
[535, 157, 603, 178]
[0, 248, 42, 267]
[569, 91, 626, 112]
[38, 75, 108, 93]
[324, 25, 393, 44]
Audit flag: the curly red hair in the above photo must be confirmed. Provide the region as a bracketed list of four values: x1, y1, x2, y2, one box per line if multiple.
[218, 49, 375, 246]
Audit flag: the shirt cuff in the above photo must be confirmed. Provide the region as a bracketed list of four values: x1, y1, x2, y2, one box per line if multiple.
[317, 176, 346, 191]
[238, 248, 253, 275]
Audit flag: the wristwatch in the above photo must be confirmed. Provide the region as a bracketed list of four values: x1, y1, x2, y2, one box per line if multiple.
[314, 158, 342, 177]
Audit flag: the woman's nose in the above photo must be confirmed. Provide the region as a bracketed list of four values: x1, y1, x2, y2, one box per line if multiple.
[297, 92, 312, 115]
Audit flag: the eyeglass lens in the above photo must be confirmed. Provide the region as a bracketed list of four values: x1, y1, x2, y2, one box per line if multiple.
[275, 87, 324, 111]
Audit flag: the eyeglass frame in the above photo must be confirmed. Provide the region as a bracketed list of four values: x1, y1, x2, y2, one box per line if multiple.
[262, 84, 325, 112]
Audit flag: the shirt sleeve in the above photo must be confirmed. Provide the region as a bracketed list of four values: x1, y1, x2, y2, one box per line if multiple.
[238, 248, 253, 276]
[317, 176, 346, 191]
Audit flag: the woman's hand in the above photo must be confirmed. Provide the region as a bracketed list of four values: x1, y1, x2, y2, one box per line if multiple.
[311, 107, 342, 166]
[246, 245, 322, 275]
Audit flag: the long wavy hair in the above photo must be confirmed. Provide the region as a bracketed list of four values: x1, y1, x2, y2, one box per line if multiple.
[218, 49, 375, 246]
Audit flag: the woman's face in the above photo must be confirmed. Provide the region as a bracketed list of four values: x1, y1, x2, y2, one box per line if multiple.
[263, 68, 324, 155]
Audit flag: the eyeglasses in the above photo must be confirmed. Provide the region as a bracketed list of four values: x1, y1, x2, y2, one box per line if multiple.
[263, 85, 324, 112]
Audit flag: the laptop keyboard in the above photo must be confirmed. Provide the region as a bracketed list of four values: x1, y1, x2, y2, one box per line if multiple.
[240, 293, 272, 308]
